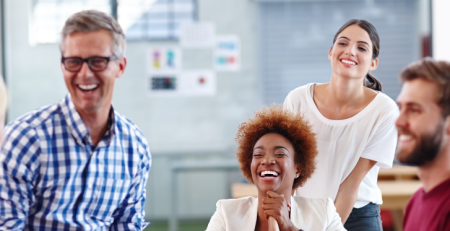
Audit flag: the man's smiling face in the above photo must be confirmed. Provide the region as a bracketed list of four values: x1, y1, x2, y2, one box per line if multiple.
[396, 78, 445, 165]
[61, 29, 126, 115]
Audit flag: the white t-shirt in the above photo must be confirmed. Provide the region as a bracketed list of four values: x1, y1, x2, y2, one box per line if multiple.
[283, 83, 399, 208]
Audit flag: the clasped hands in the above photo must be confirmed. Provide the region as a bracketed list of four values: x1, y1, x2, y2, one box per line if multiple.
[262, 191, 299, 231]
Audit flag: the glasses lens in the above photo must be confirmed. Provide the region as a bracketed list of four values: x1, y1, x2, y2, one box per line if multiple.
[89, 57, 108, 71]
[64, 58, 82, 71]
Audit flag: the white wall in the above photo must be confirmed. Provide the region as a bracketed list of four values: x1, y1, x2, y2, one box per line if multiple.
[432, 0, 450, 61]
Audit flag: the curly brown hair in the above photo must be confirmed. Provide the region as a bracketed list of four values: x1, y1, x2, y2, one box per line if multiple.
[236, 106, 318, 190]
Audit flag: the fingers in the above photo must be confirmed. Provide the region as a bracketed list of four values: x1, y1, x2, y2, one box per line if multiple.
[261, 197, 286, 211]
[264, 209, 280, 220]
[263, 191, 285, 206]
[264, 191, 284, 204]
[265, 210, 295, 231]
[266, 190, 284, 198]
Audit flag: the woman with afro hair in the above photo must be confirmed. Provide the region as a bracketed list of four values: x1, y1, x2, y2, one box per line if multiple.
[206, 106, 345, 231]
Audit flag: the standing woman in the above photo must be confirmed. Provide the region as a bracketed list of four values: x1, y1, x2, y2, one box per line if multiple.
[283, 19, 399, 230]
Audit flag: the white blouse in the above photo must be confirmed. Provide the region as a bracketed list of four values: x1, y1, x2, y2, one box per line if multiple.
[284, 83, 399, 208]
[206, 196, 346, 231]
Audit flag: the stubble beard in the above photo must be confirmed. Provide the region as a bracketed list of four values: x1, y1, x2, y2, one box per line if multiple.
[397, 120, 444, 166]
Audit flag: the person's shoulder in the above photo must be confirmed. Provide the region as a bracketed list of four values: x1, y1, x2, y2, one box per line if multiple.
[404, 187, 424, 218]
[287, 83, 314, 97]
[292, 195, 330, 207]
[284, 83, 316, 108]
[113, 111, 146, 138]
[374, 92, 399, 112]
[5, 103, 60, 135]
[216, 196, 257, 208]
[364, 92, 399, 122]
[406, 187, 423, 206]
[113, 111, 150, 156]
[293, 196, 337, 214]
[2, 102, 61, 154]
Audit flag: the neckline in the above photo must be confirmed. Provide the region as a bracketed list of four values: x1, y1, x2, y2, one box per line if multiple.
[307, 83, 381, 125]
[423, 177, 450, 198]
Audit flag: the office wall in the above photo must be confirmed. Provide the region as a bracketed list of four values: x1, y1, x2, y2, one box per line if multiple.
[5, 0, 259, 220]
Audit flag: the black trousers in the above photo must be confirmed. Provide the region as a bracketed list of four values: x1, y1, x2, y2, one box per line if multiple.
[344, 203, 383, 231]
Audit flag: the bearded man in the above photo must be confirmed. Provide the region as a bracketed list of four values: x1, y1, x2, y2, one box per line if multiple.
[396, 58, 450, 231]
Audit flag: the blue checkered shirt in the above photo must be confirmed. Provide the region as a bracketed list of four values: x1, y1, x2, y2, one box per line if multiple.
[0, 95, 151, 230]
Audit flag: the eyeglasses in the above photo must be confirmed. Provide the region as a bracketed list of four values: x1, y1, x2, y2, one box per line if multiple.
[61, 56, 118, 72]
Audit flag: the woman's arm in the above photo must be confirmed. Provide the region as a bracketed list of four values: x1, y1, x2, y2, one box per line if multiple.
[334, 157, 376, 224]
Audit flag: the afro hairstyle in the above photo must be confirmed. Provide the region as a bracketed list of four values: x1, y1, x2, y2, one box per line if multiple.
[235, 106, 317, 190]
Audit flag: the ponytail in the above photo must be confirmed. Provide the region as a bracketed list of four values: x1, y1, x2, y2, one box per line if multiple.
[364, 73, 382, 91]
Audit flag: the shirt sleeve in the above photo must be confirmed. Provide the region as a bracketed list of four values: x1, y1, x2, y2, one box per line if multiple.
[0, 123, 40, 230]
[325, 198, 347, 231]
[283, 91, 295, 112]
[109, 139, 152, 231]
[205, 200, 226, 231]
[360, 107, 399, 169]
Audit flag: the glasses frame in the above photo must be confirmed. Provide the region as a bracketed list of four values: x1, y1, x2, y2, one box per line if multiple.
[61, 56, 119, 72]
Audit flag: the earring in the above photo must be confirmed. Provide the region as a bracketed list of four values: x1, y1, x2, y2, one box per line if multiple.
[295, 174, 299, 178]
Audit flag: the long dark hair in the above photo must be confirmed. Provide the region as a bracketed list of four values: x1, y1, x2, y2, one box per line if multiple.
[332, 19, 382, 91]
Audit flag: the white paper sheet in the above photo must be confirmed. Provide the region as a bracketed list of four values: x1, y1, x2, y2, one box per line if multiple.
[180, 22, 216, 48]
[214, 35, 240, 71]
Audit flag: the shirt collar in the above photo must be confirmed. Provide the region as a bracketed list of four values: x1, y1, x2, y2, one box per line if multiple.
[61, 94, 116, 147]
[97, 107, 116, 147]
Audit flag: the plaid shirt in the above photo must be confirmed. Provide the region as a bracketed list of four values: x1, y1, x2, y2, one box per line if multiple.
[0, 95, 151, 231]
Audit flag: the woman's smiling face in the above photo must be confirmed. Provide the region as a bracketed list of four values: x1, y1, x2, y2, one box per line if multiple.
[250, 133, 300, 195]
[328, 24, 378, 80]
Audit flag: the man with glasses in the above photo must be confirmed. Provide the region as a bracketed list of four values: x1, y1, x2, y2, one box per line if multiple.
[396, 58, 450, 230]
[0, 10, 151, 230]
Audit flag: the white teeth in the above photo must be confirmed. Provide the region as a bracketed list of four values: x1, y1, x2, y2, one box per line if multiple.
[260, 171, 279, 177]
[342, 60, 356, 65]
[78, 84, 98, 90]
[399, 135, 412, 141]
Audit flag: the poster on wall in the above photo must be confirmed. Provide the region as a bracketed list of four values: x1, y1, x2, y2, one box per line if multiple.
[179, 70, 216, 96]
[180, 22, 216, 48]
[148, 47, 182, 73]
[147, 71, 216, 96]
[214, 35, 240, 71]
[147, 72, 180, 96]
[147, 47, 182, 96]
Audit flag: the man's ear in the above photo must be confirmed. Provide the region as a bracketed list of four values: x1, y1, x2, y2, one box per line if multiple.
[116, 57, 127, 78]
[445, 115, 450, 136]
[369, 58, 379, 71]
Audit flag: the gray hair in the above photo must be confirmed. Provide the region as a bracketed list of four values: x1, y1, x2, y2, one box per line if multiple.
[60, 10, 126, 58]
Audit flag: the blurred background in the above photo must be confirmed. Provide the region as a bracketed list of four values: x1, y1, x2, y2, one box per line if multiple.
[1, 0, 449, 230]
